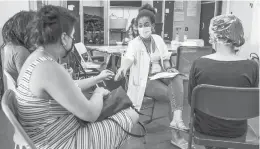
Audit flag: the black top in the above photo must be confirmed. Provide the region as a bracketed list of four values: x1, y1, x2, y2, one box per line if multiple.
[188, 58, 259, 138]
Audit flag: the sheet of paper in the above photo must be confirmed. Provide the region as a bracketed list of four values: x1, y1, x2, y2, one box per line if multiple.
[149, 72, 180, 80]
[187, 1, 197, 16]
[174, 11, 185, 22]
[174, 0, 184, 11]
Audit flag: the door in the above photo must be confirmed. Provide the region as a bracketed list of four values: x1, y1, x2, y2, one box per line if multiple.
[199, 1, 215, 46]
[153, 1, 163, 36]
[164, 0, 174, 41]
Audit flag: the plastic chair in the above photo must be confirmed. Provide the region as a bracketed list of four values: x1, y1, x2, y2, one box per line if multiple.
[188, 84, 259, 149]
[140, 96, 166, 125]
[176, 46, 213, 77]
[3, 70, 26, 148]
[1, 89, 37, 149]
[74, 42, 106, 65]
[2, 89, 37, 149]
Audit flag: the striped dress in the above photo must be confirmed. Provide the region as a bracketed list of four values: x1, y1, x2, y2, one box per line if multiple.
[16, 56, 133, 149]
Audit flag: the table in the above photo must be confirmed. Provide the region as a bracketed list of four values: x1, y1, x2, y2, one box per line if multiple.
[110, 29, 126, 42]
[86, 45, 178, 72]
[86, 45, 127, 72]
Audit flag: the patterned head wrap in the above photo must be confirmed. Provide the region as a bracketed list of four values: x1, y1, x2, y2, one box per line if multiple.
[209, 14, 245, 47]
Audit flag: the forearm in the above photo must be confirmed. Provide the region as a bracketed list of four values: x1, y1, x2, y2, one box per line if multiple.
[163, 60, 172, 70]
[75, 75, 103, 91]
[121, 57, 134, 71]
[88, 92, 104, 122]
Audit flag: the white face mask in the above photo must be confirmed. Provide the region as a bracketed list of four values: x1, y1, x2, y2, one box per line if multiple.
[138, 27, 152, 39]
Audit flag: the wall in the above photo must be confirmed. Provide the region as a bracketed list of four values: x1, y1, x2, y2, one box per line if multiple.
[0, 1, 29, 46]
[0, 1, 29, 28]
[222, 1, 259, 58]
[172, 1, 201, 41]
[108, 0, 153, 42]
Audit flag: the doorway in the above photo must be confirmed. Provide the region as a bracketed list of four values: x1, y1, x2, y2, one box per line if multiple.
[199, 1, 215, 46]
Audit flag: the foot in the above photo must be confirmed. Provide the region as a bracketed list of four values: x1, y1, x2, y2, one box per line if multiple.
[170, 119, 189, 131]
[171, 138, 195, 149]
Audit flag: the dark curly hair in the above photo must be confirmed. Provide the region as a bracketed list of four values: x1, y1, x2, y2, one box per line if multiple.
[136, 3, 156, 24]
[1, 11, 36, 50]
[29, 5, 77, 47]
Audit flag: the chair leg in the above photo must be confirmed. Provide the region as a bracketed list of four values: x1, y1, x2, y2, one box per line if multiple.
[150, 98, 156, 121]
[143, 136, 147, 144]
[143, 98, 156, 125]
[188, 123, 193, 149]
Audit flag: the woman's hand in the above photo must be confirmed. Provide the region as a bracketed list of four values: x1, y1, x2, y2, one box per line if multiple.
[114, 67, 127, 81]
[98, 69, 115, 80]
[94, 87, 110, 96]
[166, 67, 179, 73]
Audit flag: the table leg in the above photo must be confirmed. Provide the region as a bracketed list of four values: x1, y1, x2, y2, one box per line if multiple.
[111, 55, 116, 73]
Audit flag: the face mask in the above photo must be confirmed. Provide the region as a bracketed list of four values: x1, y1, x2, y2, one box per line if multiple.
[138, 27, 152, 39]
[62, 37, 75, 58]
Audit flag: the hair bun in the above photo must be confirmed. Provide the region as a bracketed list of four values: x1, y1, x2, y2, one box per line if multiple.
[139, 3, 156, 15]
[40, 6, 59, 24]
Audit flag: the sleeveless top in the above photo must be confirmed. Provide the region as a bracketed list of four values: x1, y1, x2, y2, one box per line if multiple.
[16, 56, 80, 148]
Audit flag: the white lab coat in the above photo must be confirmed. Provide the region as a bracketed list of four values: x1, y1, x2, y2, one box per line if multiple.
[123, 34, 172, 110]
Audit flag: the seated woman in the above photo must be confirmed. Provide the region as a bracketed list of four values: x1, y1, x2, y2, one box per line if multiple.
[2, 11, 36, 81]
[115, 4, 192, 149]
[16, 5, 139, 149]
[188, 15, 259, 149]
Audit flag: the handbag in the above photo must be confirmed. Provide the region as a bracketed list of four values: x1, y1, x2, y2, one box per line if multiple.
[77, 86, 146, 138]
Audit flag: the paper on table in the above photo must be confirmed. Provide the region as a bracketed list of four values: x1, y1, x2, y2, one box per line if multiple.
[149, 72, 181, 80]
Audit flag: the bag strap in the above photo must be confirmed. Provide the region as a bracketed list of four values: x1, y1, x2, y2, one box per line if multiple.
[107, 118, 147, 138]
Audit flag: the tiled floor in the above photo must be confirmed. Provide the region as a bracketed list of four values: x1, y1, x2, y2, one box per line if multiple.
[0, 98, 259, 149]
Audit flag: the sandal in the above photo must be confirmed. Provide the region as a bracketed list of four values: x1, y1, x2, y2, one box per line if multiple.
[170, 120, 189, 132]
[171, 139, 195, 149]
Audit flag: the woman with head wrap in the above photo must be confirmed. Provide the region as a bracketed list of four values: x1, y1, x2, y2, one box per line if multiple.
[188, 14, 259, 149]
[115, 3, 192, 149]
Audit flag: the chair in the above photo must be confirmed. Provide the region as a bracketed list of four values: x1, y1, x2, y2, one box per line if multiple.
[1, 89, 37, 149]
[3, 70, 26, 148]
[3, 70, 16, 91]
[188, 84, 259, 149]
[140, 96, 166, 125]
[176, 46, 213, 77]
[74, 42, 106, 65]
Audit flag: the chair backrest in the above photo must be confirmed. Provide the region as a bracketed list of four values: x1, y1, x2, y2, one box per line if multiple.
[74, 42, 93, 62]
[1, 89, 37, 149]
[191, 84, 259, 120]
[176, 46, 213, 74]
[3, 70, 16, 91]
